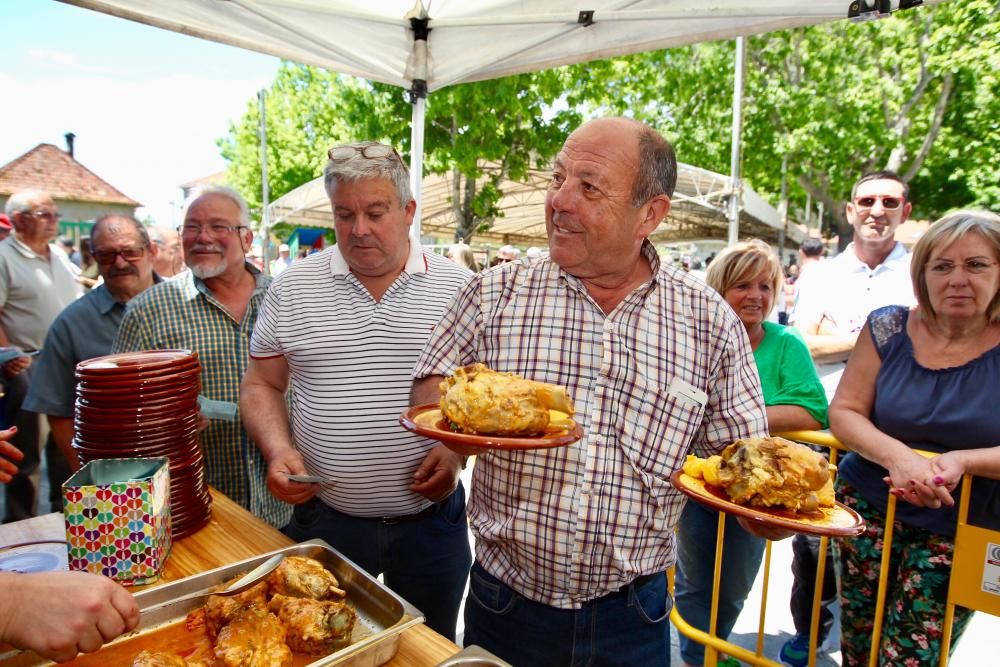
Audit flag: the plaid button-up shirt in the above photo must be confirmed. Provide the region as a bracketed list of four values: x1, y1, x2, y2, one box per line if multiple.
[413, 243, 767, 608]
[113, 265, 291, 528]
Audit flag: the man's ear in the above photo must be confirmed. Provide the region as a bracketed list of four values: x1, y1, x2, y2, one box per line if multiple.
[639, 194, 671, 237]
[404, 199, 416, 226]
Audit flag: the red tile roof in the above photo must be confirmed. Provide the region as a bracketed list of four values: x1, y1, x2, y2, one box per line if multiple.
[0, 143, 140, 207]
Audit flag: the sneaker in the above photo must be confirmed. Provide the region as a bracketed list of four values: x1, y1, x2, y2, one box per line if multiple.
[779, 633, 811, 667]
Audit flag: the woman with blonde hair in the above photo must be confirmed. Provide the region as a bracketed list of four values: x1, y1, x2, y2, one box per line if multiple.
[675, 239, 828, 667]
[830, 210, 1000, 666]
[447, 243, 478, 271]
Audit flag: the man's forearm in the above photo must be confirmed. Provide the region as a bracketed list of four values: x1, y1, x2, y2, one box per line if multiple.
[410, 375, 444, 406]
[240, 383, 295, 462]
[804, 334, 854, 365]
[47, 416, 80, 471]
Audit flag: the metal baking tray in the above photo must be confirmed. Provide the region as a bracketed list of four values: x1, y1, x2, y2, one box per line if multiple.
[1, 539, 424, 666]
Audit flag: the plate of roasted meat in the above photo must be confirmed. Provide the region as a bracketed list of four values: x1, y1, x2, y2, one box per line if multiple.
[671, 436, 865, 537]
[400, 364, 583, 450]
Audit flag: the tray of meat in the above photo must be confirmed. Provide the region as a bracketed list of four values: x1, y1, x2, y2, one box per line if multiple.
[4, 539, 423, 667]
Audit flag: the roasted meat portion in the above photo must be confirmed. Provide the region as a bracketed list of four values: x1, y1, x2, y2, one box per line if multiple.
[203, 580, 268, 638]
[267, 594, 358, 655]
[716, 436, 834, 512]
[439, 363, 575, 435]
[267, 556, 346, 600]
[131, 651, 188, 667]
[214, 608, 293, 667]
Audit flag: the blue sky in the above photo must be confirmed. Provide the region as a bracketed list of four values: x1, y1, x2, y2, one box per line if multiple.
[1, 1, 281, 225]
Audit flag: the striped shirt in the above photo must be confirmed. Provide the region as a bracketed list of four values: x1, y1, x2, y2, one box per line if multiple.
[251, 240, 472, 517]
[113, 264, 291, 528]
[413, 242, 767, 608]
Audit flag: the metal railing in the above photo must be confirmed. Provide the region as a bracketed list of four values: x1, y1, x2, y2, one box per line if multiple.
[669, 431, 998, 667]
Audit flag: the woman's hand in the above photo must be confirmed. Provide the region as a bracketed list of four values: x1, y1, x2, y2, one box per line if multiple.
[883, 450, 953, 509]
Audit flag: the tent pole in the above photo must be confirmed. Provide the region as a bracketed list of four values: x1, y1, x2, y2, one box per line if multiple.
[410, 97, 426, 239]
[727, 36, 746, 247]
[408, 14, 430, 240]
[258, 88, 271, 275]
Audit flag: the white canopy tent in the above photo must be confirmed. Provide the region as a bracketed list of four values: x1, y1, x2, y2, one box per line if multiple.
[267, 162, 806, 246]
[63, 0, 937, 239]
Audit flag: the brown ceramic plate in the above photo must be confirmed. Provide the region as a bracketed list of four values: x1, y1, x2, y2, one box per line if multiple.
[670, 471, 865, 537]
[76, 366, 201, 389]
[76, 350, 197, 374]
[399, 404, 583, 451]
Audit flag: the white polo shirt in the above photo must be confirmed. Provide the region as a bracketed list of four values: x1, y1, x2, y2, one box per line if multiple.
[793, 241, 915, 399]
[250, 239, 472, 517]
[0, 234, 81, 351]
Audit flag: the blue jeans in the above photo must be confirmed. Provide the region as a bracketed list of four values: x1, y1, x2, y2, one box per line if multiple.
[464, 561, 671, 666]
[284, 483, 472, 641]
[674, 501, 765, 666]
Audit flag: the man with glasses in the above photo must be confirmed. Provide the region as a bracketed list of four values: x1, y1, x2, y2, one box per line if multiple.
[782, 170, 917, 667]
[241, 141, 473, 640]
[793, 170, 916, 388]
[113, 185, 290, 529]
[24, 214, 160, 472]
[0, 189, 81, 521]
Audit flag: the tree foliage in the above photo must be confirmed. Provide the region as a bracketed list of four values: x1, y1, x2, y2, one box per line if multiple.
[221, 63, 579, 242]
[220, 2, 999, 244]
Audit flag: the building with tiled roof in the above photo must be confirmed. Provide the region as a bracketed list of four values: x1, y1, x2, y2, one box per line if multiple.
[0, 137, 140, 239]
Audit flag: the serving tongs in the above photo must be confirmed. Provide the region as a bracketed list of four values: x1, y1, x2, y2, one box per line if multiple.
[141, 553, 284, 615]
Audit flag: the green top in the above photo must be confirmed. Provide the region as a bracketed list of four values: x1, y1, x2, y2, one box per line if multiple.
[753, 321, 829, 429]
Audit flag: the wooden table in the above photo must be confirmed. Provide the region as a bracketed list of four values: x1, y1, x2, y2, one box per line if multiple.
[0, 489, 461, 666]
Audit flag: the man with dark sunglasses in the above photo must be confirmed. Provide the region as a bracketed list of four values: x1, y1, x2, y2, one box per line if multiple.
[24, 214, 160, 473]
[783, 170, 917, 666]
[0, 189, 81, 521]
[793, 170, 915, 373]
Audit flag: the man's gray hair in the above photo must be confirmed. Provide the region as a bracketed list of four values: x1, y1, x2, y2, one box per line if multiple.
[323, 142, 412, 206]
[631, 126, 678, 207]
[92, 214, 151, 248]
[5, 189, 50, 217]
[184, 185, 251, 227]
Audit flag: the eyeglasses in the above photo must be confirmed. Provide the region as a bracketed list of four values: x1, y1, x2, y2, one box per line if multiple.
[26, 209, 60, 222]
[927, 259, 998, 276]
[93, 246, 147, 265]
[854, 196, 903, 211]
[179, 223, 247, 238]
[328, 143, 404, 164]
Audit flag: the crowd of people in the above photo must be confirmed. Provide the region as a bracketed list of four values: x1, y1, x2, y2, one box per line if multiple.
[0, 116, 997, 666]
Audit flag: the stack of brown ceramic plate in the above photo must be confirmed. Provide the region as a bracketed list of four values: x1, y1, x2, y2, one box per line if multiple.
[72, 350, 212, 538]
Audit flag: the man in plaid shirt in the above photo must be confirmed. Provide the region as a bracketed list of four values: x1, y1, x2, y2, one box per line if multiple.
[412, 117, 771, 665]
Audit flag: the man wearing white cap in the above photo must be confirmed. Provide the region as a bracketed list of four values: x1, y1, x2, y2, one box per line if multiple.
[270, 243, 292, 275]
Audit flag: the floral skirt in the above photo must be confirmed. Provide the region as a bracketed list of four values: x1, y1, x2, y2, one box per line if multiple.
[836, 478, 973, 667]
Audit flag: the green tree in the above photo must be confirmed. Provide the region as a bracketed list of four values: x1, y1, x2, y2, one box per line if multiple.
[221, 64, 579, 242]
[567, 1, 1000, 241]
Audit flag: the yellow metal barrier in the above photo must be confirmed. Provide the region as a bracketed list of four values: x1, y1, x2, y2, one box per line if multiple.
[670, 431, 999, 667]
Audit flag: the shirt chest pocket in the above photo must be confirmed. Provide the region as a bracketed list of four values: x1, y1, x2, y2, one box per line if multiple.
[618, 382, 705, 483]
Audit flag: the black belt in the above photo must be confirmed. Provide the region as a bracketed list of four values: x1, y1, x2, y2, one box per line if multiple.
[379, 503, 440, 525]
[605, 572, 660, 598]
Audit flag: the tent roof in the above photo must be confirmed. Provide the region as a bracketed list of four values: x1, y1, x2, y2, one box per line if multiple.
[267, 163, 805, 246]
[61, 1, 939, 93]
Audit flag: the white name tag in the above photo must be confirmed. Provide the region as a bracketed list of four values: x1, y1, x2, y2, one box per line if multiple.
[668, 378, 708, 408]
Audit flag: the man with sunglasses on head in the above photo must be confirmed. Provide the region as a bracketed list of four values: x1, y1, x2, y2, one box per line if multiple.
[240, 141, 473, 640]
[24, 214, 161, 473]
[113, 185, 291, 529]
[781, 170, 917, 667]
[0, 189, 81, 521]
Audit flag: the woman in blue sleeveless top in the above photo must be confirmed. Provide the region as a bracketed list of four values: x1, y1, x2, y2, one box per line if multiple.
[830, 210, 1000, 666]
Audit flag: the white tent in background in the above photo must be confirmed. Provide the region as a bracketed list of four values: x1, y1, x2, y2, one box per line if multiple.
[63, 0, 938, 238]
[267, 163, 805, 246]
